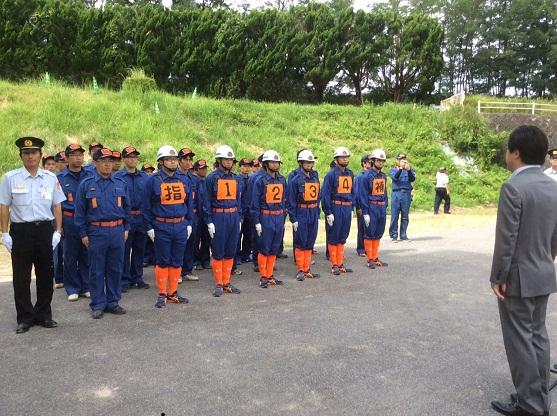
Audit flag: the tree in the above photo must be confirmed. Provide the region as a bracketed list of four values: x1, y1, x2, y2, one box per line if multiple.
[374, 12, 443, 101]
[338, 9, 387, 104]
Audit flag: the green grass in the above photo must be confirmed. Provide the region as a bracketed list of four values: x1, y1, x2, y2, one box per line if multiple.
[0, 79, 510, 210]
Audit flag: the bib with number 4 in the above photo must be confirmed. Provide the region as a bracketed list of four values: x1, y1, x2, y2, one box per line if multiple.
[160, 182, 186, 205]
[265, 183, 284, 204]
[337, 176, 352, 194]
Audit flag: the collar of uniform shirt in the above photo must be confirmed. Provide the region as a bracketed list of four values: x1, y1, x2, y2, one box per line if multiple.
[20, 166, 46, 178]
[511, 165, 541, 178]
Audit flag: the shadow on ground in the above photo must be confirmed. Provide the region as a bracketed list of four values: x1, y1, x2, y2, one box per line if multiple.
[1, 227, 556, 416]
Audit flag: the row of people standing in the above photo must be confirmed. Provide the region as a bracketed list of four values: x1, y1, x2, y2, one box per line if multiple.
[1, 136, 415, 332]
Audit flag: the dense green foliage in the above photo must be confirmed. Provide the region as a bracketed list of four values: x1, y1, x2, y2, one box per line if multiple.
[0, 80, 510, 210]
[0, 0, 443, 103]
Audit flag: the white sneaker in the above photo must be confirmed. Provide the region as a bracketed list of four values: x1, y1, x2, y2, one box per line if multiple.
[68, 294, 79, 302]
[83, 292, 91, 298]
[185, 274, 199, 281]
[54, 283, 64, 289]
[178, 276, 183, 284]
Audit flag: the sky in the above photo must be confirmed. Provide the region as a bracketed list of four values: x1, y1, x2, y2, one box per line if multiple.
[161, 0, 381, 11]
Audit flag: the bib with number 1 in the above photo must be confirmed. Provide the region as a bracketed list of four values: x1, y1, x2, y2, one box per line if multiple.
[216, 179, 237, 200]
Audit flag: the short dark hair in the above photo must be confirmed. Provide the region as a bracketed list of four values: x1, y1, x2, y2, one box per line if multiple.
[508, 125, 548, 165]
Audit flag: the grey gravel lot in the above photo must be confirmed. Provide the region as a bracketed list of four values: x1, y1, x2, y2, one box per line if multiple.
[1, 225, 556, 416]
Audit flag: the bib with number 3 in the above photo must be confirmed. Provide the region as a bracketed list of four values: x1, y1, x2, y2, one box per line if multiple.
[337, 176, 352, 194]
[303, 182, 319, 201]
[216, 179, 237, 200]
[265, 183, 284, 204]
[160, 182, 186, 205]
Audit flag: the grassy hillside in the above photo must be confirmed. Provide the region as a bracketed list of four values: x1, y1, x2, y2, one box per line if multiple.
[0, 80, 510, 210]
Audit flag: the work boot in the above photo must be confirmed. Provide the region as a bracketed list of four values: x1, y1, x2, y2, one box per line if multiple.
[305, 271, 320, 279]
[339, 264, 353, 273]
[136, 281, 150, 289]
[269, 276, 283, 285]
[367, 260, 376, 269]
[213, 285, 223, 297]
[155, 294, 167, 308]
[374, 258, 388, 267]
[167, 291, 189, 304]
[259, 277, 269, 288]
[296, 271, 305, 281]
[331, 265, 340, 276]
[223, 284, 241, 294]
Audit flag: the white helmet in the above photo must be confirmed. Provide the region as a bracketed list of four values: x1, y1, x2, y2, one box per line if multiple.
[157, 145, 178, 160]
[333, 146, 350, 158]
[298, 150, 316, 162]
[262, 150, 281, 163]
[215, 145, 235, 159]
[370, 148, 387, 161]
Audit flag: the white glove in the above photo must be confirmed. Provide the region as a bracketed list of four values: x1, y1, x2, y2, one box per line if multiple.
[147, 229, 155, 242]
[208, 223, 215, 239]
[363, 214, 371, 227]
[52, 231, 61, 250]
[2, 232, 12, 253]
[187, 225, 192, 239]
[326, 214, 334, 227]
[292, 221, 298, 232]
[255, 223, 262, 236]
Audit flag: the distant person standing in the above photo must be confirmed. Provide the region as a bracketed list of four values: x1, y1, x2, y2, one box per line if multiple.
[434, 167, 451, 215]
[389, 153, 415, 241]
[490, 126, 557, 416]
[544, 148, 557, 181]
[0, 137, 65, 334]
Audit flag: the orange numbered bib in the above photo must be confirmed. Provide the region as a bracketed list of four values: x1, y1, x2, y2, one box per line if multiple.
[216, 179, 237, 200]
[303, 182, 319, 201]
[337, 176, 352, 194]
[371, 178, 386, 196]
[160, 182, 186, 205]
[265, 183, 284, 204]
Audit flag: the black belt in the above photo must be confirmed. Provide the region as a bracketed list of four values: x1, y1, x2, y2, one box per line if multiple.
[12, 221, 51, 227]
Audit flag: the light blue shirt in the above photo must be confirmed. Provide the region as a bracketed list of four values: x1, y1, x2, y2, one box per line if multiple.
[0, 167, 66, 223]
[544, 167, 557, 181]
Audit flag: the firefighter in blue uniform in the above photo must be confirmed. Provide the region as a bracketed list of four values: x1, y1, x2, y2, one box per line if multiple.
[251, 150, 286, 288]
[74, 148, 132, 319]
[141, 163, 156, 266]
[287, 149, 321, 281]
[193, 159, 211, 270]
[144, 145, 193, 308]
[389, 152, 416, 241]
[178, 147, 201, 282]
[237, 158, 253, 264]
[321, 147, 355, 275]
[58, 143, 91, 301]
[84, 142, 103, 174]
[203, 145, 242, 297]
[245, 155, 265, 272]
[357, 149, 389, 268]
[115, 146, 150, 291]
[355, 155, 371, 257]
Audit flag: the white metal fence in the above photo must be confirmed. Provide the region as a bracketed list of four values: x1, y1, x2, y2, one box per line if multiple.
[477, 101, 557, 115]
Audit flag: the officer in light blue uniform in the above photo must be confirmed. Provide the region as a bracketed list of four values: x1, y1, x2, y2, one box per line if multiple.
[0, 136, 66, 333]
[115, 146, 150, 291]
[75, 148, 132, 319]
[57, 143, 91, 301]
[389, 152, 416, 241]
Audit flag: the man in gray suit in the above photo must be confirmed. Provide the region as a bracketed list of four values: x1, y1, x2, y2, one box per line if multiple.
[491, 125, 557, 416]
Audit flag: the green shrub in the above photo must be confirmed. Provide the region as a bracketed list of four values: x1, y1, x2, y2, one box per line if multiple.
[121, 69, 158, 94]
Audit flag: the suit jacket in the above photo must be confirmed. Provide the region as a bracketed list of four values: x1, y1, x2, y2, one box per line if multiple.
[490, 166, 557, 297]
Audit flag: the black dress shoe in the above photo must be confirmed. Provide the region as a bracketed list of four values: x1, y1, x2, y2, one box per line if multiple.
[15, 323, 31, 334]
[136, 281, 150, 289]
[36, 319, 58, 328]
[510, 393, 518, 404]
[106, 306, 126, 315]
[91, 310, 104, 319]
[491, 400, 540, 416]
